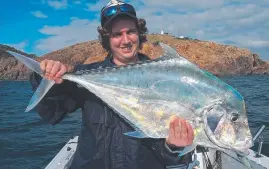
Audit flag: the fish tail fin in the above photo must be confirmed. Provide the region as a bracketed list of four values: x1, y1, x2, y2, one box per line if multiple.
[7, 51, 55, 112]
[26, 79, 55, 112]
[7, 51, 43, 74]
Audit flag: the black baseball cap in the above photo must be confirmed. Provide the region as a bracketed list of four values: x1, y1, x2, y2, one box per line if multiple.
[100, 0, 137, 27]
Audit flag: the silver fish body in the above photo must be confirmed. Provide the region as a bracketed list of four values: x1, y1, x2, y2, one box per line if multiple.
[8, 43, 253, 157]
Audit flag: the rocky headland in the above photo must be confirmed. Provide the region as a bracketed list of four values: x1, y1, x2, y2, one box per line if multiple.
[1, 34, 268, 80]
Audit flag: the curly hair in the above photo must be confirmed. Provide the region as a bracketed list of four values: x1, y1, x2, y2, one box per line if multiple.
[97, 16, 148, 52]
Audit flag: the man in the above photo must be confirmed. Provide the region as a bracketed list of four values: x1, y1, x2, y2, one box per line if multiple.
[30, 1, 194, 168]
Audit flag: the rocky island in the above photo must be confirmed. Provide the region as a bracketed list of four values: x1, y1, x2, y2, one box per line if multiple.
[1, 34, 268, 80]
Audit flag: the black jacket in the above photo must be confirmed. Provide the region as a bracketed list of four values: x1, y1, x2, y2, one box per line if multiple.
[30, 53, 192, 169]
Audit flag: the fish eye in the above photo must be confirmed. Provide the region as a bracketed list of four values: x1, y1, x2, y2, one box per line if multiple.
[230, 113, 239, 122]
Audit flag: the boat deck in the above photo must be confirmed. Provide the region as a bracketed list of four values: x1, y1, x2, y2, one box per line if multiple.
[45, 136, 269, 169]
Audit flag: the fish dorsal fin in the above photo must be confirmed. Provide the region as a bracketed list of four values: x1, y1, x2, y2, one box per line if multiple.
[159, 43, 180, 59]
[159, 43, 196, 68]
[159, 43, 191, 62]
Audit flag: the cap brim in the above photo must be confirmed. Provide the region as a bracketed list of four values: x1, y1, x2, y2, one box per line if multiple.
[103, 12, 137, 28]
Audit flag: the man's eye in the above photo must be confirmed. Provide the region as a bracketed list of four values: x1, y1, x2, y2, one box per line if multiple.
[111, 33, 121, 37]
[128, 30, 137, 34]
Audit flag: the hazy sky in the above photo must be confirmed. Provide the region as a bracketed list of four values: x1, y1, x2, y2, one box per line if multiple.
[1, 0, 268, 60]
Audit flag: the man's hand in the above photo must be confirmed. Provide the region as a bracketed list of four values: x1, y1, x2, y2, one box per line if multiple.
[40, 59, 72, 84]
[166, 116, 194, 147]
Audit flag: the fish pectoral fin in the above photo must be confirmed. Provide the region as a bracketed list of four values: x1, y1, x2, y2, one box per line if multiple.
[178, 144, 197, 157]
[124, 130, 148, 138]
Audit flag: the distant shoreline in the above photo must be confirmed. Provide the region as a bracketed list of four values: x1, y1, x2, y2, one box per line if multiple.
[1, 34, 269, 78]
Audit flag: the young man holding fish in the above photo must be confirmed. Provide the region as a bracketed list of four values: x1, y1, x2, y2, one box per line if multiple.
[30, 0, 194, 168]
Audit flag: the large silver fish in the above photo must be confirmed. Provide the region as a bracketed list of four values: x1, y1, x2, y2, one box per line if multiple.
[8, 43, 253, 159]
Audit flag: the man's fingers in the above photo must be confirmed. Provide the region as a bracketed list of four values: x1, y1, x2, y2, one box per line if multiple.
[166, 116, 195, 147]
[167, 117, 175, 144]
[40, 59, 47, 73]
[174, 118, 181, 138]
[55, 64, 67, 78]
[54, 78, 63, 84]
[53, 64, 67, 84]
[50, 61, 61, 78]
[187, 122, 194, 143]
[167, 115, 177, 142]
[45, 60, 54, 79]
[181, 120, 188, 139]
[41, 60, 66, 83]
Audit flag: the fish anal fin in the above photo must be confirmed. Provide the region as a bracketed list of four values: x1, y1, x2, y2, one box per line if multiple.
[124, 130, 148, 138]
[178, 144, 197, 157]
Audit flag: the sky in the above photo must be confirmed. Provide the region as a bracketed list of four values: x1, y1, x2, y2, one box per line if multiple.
[0, 0, 269, 60]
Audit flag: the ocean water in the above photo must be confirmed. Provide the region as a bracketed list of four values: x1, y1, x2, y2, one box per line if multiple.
[0, 75, 268, 169]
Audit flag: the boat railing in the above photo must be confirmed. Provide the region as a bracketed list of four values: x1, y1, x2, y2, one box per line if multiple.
[253, 125, 266, 158]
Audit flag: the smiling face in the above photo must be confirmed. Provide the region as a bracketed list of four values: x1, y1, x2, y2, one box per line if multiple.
[109, 17, 140, 65]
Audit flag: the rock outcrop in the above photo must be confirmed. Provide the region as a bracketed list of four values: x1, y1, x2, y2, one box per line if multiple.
[0, 34, 268, 80]
[0, 44, 36, 80]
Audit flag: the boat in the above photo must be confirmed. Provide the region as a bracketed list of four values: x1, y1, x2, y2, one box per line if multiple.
[45, 126, 268, 169]
[45, 136, 78, 169]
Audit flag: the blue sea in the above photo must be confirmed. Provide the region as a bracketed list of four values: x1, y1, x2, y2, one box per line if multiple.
[0, 75, 269, 169]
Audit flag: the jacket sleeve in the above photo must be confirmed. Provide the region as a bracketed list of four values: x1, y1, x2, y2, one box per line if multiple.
[143, 139, 193, 168]
[29, 72, 82, 125]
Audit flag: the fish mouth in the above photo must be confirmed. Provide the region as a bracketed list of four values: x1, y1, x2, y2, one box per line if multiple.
[208, 119, 253, 155]
[233, 136, 253, 155]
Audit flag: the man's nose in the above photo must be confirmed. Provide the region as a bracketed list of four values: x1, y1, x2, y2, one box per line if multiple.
[122, 33, 130, 44]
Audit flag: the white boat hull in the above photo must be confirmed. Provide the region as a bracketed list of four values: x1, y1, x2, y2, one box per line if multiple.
[45, 136, 78, 169]
[45, 136, 269, 169]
